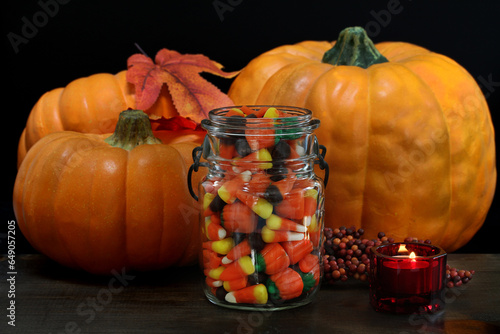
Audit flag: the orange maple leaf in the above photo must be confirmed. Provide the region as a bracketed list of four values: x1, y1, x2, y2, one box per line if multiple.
[127, 48, 239, 124]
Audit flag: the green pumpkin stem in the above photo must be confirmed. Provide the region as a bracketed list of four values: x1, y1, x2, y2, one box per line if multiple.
[322, 26, 389, 69]
[104, 109, 162, 150]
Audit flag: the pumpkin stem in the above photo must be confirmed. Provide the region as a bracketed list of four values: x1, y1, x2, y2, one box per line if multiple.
[105, 109, 162, 150]
[322, 27, 389, 69]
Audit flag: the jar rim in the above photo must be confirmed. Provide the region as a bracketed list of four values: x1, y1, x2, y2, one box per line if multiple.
[201, 105, 319, 132]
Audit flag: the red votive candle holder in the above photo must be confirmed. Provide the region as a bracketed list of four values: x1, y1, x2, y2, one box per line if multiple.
[369, 242, 447, 314]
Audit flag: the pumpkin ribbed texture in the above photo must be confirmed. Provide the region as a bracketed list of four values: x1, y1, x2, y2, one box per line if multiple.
[17, 71, 178, 167]
[228, 27, 496, 252]
[13, 110, 202, 274]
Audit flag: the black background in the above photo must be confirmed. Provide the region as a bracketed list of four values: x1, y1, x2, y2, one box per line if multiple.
[2, 0, 499, 254]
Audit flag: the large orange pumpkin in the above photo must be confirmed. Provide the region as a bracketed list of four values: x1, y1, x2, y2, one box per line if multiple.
[17, 70, 186, 167]
[228, 27, 496, 252]
[13, 109, 203, 274]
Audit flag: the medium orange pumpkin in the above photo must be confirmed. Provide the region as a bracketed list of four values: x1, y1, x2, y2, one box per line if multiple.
[228, 27, 496, 252]
[13, 109, 204, 274]
[17, 71, 183, 167]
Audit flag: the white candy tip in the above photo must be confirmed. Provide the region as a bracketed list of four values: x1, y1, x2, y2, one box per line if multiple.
[225, 292, 237, 303]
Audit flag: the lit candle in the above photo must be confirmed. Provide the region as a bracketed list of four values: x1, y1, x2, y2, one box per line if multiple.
[369, 242, 447, 314]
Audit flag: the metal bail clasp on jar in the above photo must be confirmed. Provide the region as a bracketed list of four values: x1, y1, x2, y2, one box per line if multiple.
[187, 105, 329, 311]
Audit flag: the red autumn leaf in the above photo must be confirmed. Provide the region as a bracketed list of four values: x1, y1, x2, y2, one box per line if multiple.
[151, 116, 202, 131]
[127, 48, 239, 123]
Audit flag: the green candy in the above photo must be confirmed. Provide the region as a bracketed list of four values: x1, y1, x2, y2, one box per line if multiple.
[275, 116, 302, 140]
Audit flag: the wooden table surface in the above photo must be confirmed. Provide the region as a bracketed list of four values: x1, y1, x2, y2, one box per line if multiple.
[1, 253, 499, 334]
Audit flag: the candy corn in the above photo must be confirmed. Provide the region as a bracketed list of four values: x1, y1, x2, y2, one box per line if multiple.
[206, 276, 223, 288]
[219, 255, 255, 281]
[266, 214, 307, 232]
[235, 190, 273, 219]
[223, 276, 248, 292]
[246, 117, 276, 151]
[270, 172, 296, 197]
[225, 284, 268, 304]
[203, 237, 234, 255]
[204, 216, 227, 240]
[234, 148, 273, 171]
[247, 172, 272, 194]
[222, 239, 252, 264]
[274, 188, 305, 220]
[217, 171, 252, 203]
[261, 226, 304, 243]
[304, 189, 318, 217]
[198, 106, 326, 307]
[202, 249, 222, 269]
[204, 266, 225, 280]
[222, 202, 257, 233]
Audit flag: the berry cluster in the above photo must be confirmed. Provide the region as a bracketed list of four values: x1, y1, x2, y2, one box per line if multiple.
[322, 226, 474, 288]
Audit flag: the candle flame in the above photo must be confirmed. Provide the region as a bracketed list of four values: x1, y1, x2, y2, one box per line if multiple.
[409, 252, 416, 260]
[398, 244, 408, 253]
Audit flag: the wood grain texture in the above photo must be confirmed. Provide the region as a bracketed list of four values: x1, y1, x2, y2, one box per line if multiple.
[1, 254, 499, 333]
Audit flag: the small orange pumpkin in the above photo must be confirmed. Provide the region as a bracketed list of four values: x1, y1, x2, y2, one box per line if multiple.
[228, 27, 496, 252]
[13, 109, 203, 274]
[17, 71, 183, 167]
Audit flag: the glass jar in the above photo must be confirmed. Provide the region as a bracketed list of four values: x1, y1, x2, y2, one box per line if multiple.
[188, 105, 328, 311]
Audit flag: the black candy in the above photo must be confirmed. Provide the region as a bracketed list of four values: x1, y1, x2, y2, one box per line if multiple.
[264, 184, 283, 205]
[266, 164, 289, 182]
[271, 140, 291, 161]
[235, 138, 252, 157]
[209, 194, 226, 212]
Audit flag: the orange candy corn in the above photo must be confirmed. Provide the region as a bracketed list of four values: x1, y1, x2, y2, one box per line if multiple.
[204, 266, 225, 280]
[219, 256, 255, 281]
[261, 226, 304, 243]
[204, 216, 227, 241]
[219, 142, 236, 160]
[247, 173, 272, 195]
[226, 108, 246, 117]
[242, 106, 267, 118]
[223, 276, 248, 292]
[304, 195, 317, 217]
[234, 148, 273, 171]
[281, 239, 314, 264]
[245, 112, 276, 151]
[203, 237, 234, 255]
[222, 202, 258, 233]
[271, 172, 296, 197]
[235, 189, 273, 219]
[217, 171, 252, 203]
[202, 249, 223, 269]
[307, 214, 321, 247]
[206, 276, 223, 288]
[274, 188, 305, 220]
[266, 214, 307, 232]
[225, 284, 268, 304]
[222, 239, 252, 264]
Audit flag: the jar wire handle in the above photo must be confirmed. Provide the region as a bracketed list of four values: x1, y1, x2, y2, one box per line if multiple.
[188, 136, 210, 201]
[314, 144, 329, 187]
